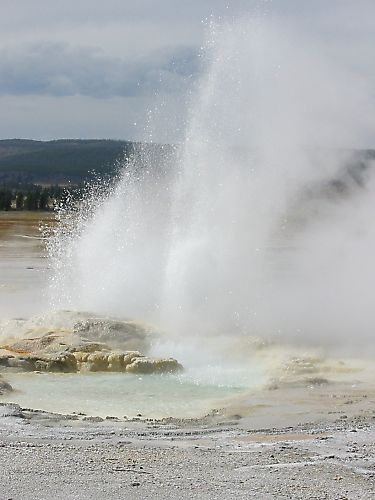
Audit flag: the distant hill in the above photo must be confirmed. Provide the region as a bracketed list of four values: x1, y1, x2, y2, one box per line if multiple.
[0, 139, 137, 185]
[1, 139, 374, 190]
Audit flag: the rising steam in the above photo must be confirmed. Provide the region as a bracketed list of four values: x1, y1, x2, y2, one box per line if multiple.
[48, 15, 375, 351]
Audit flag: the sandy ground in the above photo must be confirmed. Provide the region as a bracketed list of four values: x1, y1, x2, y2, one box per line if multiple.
[0, 212, 53, 319]
[1, 381, 375, 500]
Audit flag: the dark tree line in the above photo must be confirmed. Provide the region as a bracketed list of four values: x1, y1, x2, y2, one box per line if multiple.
[0, 184, 82, 211]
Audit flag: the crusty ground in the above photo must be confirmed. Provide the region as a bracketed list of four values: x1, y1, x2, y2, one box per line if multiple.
[0, 395, 374, 500]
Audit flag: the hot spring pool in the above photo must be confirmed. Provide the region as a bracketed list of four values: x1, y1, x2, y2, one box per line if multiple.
[3, 371, 258, 419]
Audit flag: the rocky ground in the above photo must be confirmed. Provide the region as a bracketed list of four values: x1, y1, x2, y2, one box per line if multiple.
[0, 386, 374, 500]
[0, 312, 182, 376]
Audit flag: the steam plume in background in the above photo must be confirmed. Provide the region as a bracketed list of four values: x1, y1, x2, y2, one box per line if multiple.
[48, 15, 375, 351]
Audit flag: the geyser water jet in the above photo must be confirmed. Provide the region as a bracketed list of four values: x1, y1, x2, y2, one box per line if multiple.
[48, 16, 375, 354]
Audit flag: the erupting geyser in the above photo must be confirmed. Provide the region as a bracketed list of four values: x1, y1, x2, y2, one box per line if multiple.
[48, 16, 375, 353]
[1, 12, 375, 420]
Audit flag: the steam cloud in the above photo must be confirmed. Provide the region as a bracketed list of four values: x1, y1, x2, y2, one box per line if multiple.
[49, 15, 375, 353]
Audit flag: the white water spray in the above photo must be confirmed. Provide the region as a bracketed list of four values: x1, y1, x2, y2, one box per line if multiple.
[48, 16, 375, 352]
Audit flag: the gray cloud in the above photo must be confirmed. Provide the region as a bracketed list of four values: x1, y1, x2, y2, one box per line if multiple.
[0, 42, 201, 98]
[0, 0, 374, 141]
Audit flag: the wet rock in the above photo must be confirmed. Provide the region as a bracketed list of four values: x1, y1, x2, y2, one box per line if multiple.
[0, 354, 12, 368]
[68, 341, 111, 353]
[73, 350, 142, 372]
[82, 416, 104, 422]
[0, 311, 183, 375]
[73, 317, 151, 352]
[272, 354, 354, 388]
[1, 311, 154, 354]
[0, 376, 13, 394]
[33, 352, 77, 373]
[0, 403, 25, 418]
[0, 347, 183, 375]
[125, 357, 183, 374]
[6, 357, 34, 371]
[0, 403, 25, 417]
[83, 351, 110, 372]
[283, 356, 321, 376]
[6, 335, 59, 354]
[123, 351, 142, 366]
[75, 351, 182, 374]
[107, 352, 126, 371]
[0, 351, 77, 373]
[305, 377, 329, 386]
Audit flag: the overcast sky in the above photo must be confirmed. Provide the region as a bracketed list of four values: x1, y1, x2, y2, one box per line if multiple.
[1, 0, 374, 143]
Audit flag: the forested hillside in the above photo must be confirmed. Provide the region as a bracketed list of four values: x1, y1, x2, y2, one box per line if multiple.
[0, 139, 176, 210]
[0, 139, 373, 211]
[0, 139, 134, 185]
